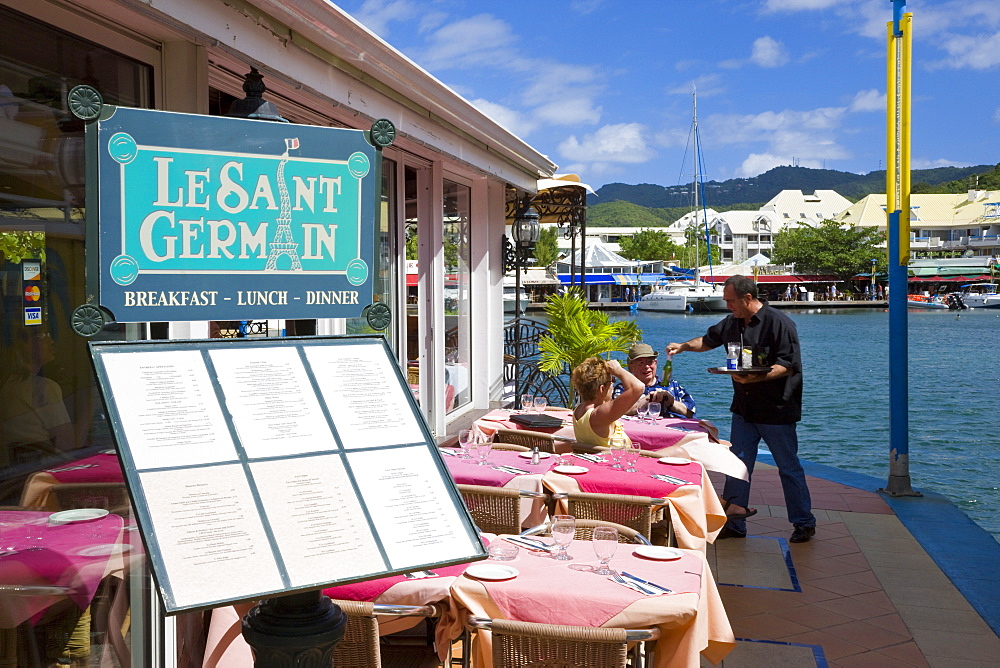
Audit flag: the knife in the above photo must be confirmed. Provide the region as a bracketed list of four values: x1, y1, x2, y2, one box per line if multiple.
[502, 536, 553, 552]
[621, 571, 672, 593]
[493, 465, 529, 475]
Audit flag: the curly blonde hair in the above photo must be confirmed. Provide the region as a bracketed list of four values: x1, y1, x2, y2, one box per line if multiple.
[572, 357, 612, 401]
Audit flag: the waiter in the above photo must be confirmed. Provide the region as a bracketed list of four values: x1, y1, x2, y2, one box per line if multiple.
[667, 275, 816, 543]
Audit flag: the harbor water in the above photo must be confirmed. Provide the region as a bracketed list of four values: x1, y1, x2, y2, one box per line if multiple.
[610, 306, 1000, 541]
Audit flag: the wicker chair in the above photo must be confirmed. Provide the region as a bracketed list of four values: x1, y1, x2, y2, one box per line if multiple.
[487, 442, 530, 452]
[492, 429, 557, 454]
[329, 599, 442, 668]
[48, 482, 131, 517]
[520, 518, 652, 545]
[553, 491, 674, 546]
[456, 484, 548, 535]
[467, 617, 659, 668]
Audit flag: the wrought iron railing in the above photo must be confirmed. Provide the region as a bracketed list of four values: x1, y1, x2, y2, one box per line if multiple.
[503, 316, 569, 408]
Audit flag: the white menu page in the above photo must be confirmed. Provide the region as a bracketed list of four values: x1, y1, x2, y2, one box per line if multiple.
[99, 350, 238, 469]
[209, 347, 338, 458]
[348, 446, 476, 569]
[138, 465, 284, 609]
[304, 344, 421, 448]
[250, 454, 386, 586]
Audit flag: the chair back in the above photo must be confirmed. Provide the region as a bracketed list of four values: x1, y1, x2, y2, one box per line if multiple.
[487, 618, 629, 668]
[564, 492, 657, 541]
[493, 429, 556, 453]
[49, 482, 131, 517]
[521, 518, 650, 545]
[457, 484, 523, 535]
[488, 442, 530, 452]
[328, 599, 441, 668]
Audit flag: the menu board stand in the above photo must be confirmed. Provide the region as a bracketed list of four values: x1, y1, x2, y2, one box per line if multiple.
[88, 335, 487, 616]
[242, 590, 346, 667]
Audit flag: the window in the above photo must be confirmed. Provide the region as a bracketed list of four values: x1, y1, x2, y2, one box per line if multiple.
[443, 179, 472, 412]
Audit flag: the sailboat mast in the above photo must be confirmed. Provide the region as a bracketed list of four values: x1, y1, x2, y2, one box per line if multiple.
[692, 91, 699, 271]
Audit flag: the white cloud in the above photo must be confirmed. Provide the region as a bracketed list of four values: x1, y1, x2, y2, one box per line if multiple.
[911, 157, 972, 169]
[750, 36, 790, 67]
[347, 0, 420, 37]
[762, 0, 841, 12]
[522, 63, 603, 126]
[849, 89, 885, 112]
[416, 14, 521, 71]
[468, 98, 538, 137]
[932, 30, 1000, 70]
[737, 153, 822, 177]
[558, 123, 656, 164]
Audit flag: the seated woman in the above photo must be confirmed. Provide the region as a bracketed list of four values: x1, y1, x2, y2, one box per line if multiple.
[571, 357, 644, 448]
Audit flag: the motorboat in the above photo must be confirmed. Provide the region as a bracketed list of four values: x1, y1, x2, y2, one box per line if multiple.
[638, 280, 726, 312]
[503, 283, 531, 313]
[959, 283, 1000, 309]
[906, 293, 967, 310]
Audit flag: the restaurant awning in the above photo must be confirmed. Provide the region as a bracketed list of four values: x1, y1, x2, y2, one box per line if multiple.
[908, 274, 990, 282]
[701, 274, 839, 284]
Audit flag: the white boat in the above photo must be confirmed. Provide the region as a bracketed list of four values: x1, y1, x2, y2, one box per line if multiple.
[638, 280, 726, 312]
[906, 295, 950, 309]
[503, 282, 531, 313]
[959, 283, 1000, 309]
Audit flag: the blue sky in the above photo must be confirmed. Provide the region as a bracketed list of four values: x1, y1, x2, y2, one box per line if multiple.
[334, 0, 1000, 189]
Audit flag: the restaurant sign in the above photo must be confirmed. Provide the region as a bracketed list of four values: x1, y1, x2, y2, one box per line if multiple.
[91, 107, 378, 322]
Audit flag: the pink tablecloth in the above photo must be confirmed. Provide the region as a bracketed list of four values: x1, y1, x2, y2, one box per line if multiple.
[444, 449, 553, 487]
[570, 456, 702, 498]
[0, 510, 125, 628]
[442, 539, 734, 668]
[20, 451, 125, 509]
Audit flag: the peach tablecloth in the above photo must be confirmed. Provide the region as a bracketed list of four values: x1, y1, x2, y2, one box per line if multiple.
[439, 538, 734, 668]
[542, 461, 726, 553]
[20, 451, 124, 509]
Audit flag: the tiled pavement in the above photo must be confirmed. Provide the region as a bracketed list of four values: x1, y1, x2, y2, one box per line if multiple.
[702, 463, 1000, 667]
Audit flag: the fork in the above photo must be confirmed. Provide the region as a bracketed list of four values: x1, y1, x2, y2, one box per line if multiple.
[610, 572, 656, 595]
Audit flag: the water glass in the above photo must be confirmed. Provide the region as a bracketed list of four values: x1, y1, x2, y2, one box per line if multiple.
[646, 402, 661, 423]
[592, 527, 618, 575]
[475, 435, 493, 466]
[533, 395, 548, 413]
[520, 394, 534, 413]
[608, 436, 626, 469]
[488, 542, 518, 561]
[623, 446, 641, 473]
[551, 515, 576, 561]
[458, 429, 475, 460]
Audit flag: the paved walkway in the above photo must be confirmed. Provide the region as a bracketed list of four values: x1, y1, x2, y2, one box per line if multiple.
[703, 461, 1000, 667]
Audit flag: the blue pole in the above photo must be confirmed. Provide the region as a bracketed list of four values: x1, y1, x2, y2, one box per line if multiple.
[887, 211, 909, 464]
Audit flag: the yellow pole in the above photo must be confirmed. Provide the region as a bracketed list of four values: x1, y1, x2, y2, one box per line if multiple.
[900, 13, 913, 267]
[886, 21, 897, 217]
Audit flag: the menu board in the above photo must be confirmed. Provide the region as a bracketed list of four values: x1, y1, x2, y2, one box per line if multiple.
[89, 336, 485, 614]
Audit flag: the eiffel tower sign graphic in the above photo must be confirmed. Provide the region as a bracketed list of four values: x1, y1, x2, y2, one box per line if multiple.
[265, 137, 303, 271]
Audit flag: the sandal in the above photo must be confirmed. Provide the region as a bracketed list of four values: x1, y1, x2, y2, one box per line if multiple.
[723, 500, 758, 521]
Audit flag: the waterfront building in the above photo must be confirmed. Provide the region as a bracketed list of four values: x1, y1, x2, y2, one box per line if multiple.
[0, 0, 556, 662]
[837, 191, 1000, 259]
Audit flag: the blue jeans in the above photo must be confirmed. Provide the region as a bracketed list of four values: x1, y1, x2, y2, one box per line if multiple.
[722, 413, 816, 534]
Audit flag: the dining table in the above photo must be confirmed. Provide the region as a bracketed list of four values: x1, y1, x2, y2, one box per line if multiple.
[19, 450, 125, 510]
[441, 448, 553, 528]
[439, 536, 734, 668]
[474, 409, 748, 480]
[541, 454, 726, 553]
[0, 508, 127, 653]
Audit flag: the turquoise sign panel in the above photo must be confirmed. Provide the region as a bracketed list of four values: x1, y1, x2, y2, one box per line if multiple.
[94, 107, 377, 321]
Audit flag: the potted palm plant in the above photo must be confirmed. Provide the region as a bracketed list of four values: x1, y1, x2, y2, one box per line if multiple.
[537, 289, 642, 405]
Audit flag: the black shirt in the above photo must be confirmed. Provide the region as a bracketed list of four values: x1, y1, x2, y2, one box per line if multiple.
[702, 303, 802, 424]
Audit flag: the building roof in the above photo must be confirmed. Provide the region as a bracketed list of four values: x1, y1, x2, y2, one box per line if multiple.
[836, 193, 994, 228]
[716, 210, 779, 235]
[762, 189, 853, 222]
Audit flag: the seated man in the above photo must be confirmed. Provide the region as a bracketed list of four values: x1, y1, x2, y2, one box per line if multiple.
[613, 342, 697, 418]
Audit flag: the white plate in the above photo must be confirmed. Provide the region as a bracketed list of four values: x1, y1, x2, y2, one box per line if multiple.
[517, 451, 551, 459]
[74, 543, 131, 557]
[465, 564, 519, 581]
[634, 545, 683, 560]
[49, 509, 110, 525]
[553, 465, 588, 475]
[658, 457, 692, 465]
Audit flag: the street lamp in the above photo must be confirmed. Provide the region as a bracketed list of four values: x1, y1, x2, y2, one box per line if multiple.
[871, 258, 877, 300]
[503, 198, 541, 410]
[226, 67, 289, 123]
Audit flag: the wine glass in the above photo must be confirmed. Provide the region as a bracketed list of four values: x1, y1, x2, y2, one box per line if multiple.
[608, 436, 626, 470]
[623, 445, 641, 473]
[475, 434, 493, 466]
[646, 402, 661, 424]
[592, 527, 619, 575]
[551, 515, 576, 561]
[458, 429, 475, 460]
[638, 401, 650, 424]
[520, 394, 534, 413]
[533, 395, 548, 413]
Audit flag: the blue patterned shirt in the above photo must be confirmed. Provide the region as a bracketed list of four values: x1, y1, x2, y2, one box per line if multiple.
[613, 376, 697, 418]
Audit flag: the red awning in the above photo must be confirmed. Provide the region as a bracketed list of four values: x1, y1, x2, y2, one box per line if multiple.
[703, 274, 839, 284]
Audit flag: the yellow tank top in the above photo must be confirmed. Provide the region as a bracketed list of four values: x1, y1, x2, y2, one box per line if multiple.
[573, 407, 631, 448]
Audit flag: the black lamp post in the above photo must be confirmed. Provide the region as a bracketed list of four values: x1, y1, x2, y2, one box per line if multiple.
[226, 67, 289, 123]
[504, 199, 541, 409]
[871, 258, 877, 300]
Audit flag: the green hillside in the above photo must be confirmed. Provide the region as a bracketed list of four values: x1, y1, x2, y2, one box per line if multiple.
[592, 164, 994, 210]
